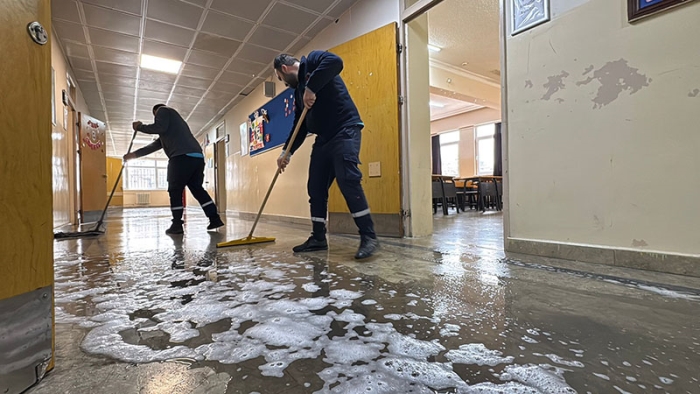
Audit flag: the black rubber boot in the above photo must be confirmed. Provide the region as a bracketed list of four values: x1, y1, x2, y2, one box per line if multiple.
[207, 215, 225, 230]
[355, 236, 379, 260]
[166, 220, 184, 235]
[293, 236, 328, 253]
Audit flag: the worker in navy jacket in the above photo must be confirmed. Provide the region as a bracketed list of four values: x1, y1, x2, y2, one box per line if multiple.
[273, 51, 378, 259]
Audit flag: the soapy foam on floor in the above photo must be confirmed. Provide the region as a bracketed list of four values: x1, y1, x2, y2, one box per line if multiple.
[445, 343, 514, 366]
[54, 249, 584, 394]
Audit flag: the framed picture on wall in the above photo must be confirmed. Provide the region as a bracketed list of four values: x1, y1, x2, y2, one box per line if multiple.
[628, 0, 695, 22]
[511, 0, 550, 35]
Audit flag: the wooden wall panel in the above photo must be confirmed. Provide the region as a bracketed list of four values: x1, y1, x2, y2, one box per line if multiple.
[328, 23, 401, 215]
[0, 0, 54, 300]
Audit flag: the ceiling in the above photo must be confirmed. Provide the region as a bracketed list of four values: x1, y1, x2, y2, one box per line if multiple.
[429, 92, 484, 121]
[427, 0, 501, 84]
[52, 0, 357, 155]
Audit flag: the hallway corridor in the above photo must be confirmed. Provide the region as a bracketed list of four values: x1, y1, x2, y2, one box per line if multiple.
[33, 209, 700, 393]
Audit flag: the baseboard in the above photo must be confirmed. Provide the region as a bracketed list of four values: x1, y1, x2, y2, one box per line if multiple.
[226, 210, 310, 227]
[328, 212, 403, 238]
[506, 237, 700, 278]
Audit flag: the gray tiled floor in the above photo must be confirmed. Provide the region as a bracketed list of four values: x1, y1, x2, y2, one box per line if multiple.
[30, 208, 700, 393]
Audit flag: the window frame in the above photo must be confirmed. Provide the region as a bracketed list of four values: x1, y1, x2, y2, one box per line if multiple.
[124, 158, 169, 191]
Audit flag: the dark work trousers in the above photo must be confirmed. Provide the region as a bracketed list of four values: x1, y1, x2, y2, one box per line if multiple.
[308, 125, 376, 240]
[167, 155, 218, 223]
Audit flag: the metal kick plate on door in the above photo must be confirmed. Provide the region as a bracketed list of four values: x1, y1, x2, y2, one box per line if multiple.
[0, 286, 53, 394]
[27, 22, 48, 45]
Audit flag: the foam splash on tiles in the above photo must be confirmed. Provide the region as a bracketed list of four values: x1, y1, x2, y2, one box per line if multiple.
[500, 364, 576, 394]
[302, 283, 321, 292]
[542, 354, 585, 368]
[445, 344, 514, 366]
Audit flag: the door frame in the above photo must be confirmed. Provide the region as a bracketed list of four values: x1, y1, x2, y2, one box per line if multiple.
[212, 123, 227, 214]
[397, 0, 510, 244]
[62, 91, 81, 225]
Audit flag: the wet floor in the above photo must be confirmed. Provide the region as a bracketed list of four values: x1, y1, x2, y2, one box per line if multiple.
[31, 208, 700, 394]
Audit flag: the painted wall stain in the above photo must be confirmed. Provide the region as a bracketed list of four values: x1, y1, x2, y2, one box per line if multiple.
[542, 71, 569, 100]
[689, 89, 700, 98]
[583, 65, 594, 75]
[576, 59, 651, 109]
[525, 80, 534, 88]
[632, 239, 648, 247]
[556, 98, 565, 104]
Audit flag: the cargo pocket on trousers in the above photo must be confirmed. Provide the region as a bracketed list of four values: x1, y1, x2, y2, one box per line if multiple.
[342, 154, 363, 182]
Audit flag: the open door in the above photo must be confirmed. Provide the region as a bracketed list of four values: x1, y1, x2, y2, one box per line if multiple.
[327, 23, 403, 237]
[78, 114, 107, 223]
[0, 0, 55, 393]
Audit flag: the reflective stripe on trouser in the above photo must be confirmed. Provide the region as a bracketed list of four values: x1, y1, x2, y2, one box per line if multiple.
[307, 126, 375, 238]
[167, 155, 219, 220]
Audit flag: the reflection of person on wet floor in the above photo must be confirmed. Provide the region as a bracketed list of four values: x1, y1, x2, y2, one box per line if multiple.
[124, 104, 224, 235]
[273, 51, 378, 260]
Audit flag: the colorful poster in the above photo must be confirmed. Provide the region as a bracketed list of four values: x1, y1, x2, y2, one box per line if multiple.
[248, 88, 298, 156]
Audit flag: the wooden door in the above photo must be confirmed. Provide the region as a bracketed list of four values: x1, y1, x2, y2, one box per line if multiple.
[106, 157, 124, 206]
[0, 0, 55, 393]
[78, 114, 107, 222]
[327, 23, 403, 237]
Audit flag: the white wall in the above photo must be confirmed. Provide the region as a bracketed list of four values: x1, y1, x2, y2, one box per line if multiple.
[505, 0, 700, 256]
[193, 0, 401, 221]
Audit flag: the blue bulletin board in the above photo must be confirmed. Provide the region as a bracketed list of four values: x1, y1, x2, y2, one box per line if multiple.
[248, 87, 297, 156]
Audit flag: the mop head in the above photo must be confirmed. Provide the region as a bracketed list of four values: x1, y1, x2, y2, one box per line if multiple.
[54, 230, 104, 240]
[217, 236, 276, 248]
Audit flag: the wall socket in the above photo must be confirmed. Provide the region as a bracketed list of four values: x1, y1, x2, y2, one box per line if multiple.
[368, 162, 381, 177]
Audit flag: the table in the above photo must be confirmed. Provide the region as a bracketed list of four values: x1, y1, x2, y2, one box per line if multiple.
[455, 176, 503, 211]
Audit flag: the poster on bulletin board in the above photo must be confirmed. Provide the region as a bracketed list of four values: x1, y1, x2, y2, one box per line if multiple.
[248, 87, 297, 156]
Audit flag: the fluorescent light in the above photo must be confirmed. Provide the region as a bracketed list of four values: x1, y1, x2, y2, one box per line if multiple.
[428, 44, 441, 52]
[140, 54, 182, 74]
[429, 101, 445, 108]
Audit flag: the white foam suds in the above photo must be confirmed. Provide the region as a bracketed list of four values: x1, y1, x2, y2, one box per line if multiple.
[445, 344, 514, 366]
[622, 361, 631, 367]
[613, 386, 632, 394]
[659, 376, 674, 384]
[522, 336, 539, 344]
[593, 373, 610, 381]
[302, 283, 321, 292]
[361, 299, 377, 305]
[500, 364, 577, 394]
[542, 354, 585, 368]
[407, 300, 418, 306]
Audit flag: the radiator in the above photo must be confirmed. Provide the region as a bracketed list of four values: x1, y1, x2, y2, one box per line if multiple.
[136, 193, 150, 205]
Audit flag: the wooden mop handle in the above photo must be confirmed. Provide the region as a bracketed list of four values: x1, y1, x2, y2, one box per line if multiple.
[247, 107, 309, 238]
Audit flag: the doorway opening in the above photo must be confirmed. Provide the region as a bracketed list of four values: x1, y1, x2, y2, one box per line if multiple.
[402, 0, 505, 239]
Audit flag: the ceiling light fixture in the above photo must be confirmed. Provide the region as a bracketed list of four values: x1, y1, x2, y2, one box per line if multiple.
[429, 101, 445, 108]
[428, 44, 442, 52]
[140, 54, 182, 74]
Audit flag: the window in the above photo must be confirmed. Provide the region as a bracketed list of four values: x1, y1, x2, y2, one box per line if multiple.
[439, 131, 460, 177]
[125, 159, 168, 190]
[476, 123, 496, 176]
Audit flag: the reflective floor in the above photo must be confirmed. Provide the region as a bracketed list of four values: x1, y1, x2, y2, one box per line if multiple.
[31, 208, 700, 394]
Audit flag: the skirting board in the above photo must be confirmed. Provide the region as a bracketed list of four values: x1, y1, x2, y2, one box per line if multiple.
[227, 210, 310, 227]
[226, 211, 403, 238]
[328, 212, 403, 238]
[506, 237, 700, 278]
